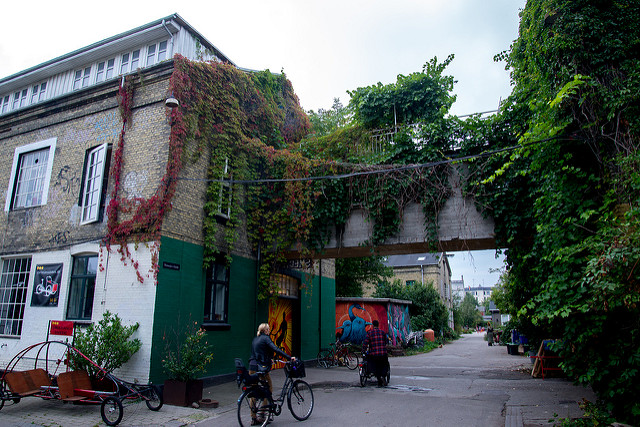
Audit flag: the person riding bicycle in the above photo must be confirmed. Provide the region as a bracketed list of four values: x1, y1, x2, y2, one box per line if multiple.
[249, 323, 295, 425]
[362, 320, 388, 386]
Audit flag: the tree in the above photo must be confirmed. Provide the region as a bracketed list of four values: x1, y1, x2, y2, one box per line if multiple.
[348, 55, 456, 129]
[335, 256, 393, 297]
[457, 293, 482, 329]
[474, 1, 640, 422]
[306, 98, 350, 137]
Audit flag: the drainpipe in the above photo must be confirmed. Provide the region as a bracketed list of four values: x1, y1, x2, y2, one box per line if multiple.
[254, 242, 261, 330]
[161, 19, 175, 58]
[318, 259, 322, 350]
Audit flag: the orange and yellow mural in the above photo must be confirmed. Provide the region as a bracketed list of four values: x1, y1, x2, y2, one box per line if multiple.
[268, 298, 293, 369]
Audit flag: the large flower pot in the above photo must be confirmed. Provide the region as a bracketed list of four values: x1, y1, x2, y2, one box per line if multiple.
[163, 379, 203, 407]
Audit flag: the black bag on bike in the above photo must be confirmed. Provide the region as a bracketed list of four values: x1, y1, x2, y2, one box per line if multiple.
[286, 359, 306, 378]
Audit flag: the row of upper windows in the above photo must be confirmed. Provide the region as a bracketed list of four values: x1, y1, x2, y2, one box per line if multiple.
[0, 40, 169, 116]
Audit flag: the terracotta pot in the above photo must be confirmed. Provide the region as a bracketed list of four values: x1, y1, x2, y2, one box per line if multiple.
[163, 379, 203, 407]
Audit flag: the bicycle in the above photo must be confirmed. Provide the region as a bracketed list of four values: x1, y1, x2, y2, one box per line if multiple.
[235, 358, 314, 427]
[358, 351, 390, 387]
[316, 341, 359, 370]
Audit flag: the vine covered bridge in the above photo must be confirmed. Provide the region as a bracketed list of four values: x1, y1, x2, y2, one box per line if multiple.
[286, 166, 497, 259]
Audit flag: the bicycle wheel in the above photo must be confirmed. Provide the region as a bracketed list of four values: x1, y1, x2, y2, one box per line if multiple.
[101, 396, 124, 426]
[144, 385, 163, 411]
[344, 351, 359, 370]
[238, 388, 271, 427]
[358, 364, 367, 387]
[287, 379, 314, 421]
[316, 349, 332, 369]
[384, 360, 391, 385]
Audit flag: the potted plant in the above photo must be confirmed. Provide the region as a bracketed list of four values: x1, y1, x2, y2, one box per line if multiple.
[162, 322, 214, 407]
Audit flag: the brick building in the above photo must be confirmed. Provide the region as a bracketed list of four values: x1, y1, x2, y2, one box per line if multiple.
[364, 253, 453, 328]
[0, 14, 335, 383]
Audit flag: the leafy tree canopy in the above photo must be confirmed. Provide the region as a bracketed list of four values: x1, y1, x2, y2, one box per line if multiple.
[335, 256, 393, 297]
[348, 55, 456, 129]
[471, 1, 640, 422]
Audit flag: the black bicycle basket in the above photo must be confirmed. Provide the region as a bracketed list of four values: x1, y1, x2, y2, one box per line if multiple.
[286, 359, 306, 378]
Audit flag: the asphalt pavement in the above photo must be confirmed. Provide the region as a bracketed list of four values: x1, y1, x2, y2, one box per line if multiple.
[0, 332, 595, 426]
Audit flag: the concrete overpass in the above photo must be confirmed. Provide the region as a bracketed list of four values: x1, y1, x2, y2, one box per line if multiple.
[298, 166, 496, 259]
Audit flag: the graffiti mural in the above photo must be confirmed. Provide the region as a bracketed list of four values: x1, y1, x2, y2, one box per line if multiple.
[336, 302, 384, 345]
[268, 298, 293, 370]
[387, 303, 411, 346]
[336, 299, 411, 346]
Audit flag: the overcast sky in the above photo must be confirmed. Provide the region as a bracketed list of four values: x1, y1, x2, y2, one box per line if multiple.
[1, 0, 522, 284]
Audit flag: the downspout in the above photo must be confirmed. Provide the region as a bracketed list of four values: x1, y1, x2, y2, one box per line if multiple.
[254, 242, 261, 330]
[318, 260, 322, 350]
[161, 19, 175, 57]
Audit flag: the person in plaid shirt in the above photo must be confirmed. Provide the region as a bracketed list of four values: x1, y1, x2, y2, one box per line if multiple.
[363, 320, 389, 386]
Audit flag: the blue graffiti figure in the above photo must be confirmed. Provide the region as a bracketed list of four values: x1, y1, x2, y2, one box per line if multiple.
[340, 304, 371, 345]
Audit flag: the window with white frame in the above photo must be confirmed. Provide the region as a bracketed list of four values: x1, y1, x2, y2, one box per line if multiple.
[73, 67, 91, 90]
[120, 50, 140, 74]
[12, 89, 27, 110]
[146, 44, 157, 66]
[5, 138, 57, 212]
[0, 95, 9, 114]
[30, 82, 47, 105]
[80, 143, 109, 224]
[146, 40, 168, 66]
[66, 255, 97, 321]
[215, 158, 232, 218]
[204, 259, 229, 323]
[95, 58, 115, 83]
[0, 257, 31, 337]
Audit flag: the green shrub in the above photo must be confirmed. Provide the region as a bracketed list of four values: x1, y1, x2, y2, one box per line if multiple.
[71, 311, 141, 378]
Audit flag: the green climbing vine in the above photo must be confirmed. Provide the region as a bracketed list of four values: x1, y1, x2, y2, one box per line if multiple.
[166, 55, 455, 299]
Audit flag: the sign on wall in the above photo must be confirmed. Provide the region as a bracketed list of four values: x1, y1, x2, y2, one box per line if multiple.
[30, 263, 63, 307]
[49, 320, 74, 336]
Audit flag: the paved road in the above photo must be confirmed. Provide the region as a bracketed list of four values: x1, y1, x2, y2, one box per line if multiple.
[0, 333, 595, 426]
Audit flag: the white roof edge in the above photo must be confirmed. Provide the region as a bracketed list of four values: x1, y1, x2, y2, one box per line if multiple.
[0, 13, 235, 86]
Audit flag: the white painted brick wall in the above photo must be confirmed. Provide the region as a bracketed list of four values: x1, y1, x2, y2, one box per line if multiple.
[0, 241, 157, 383]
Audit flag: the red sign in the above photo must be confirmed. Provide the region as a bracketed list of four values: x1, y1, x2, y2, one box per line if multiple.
[50, 320, 74, 336]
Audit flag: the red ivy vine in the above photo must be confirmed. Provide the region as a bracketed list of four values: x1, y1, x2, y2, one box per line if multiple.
[103, 75, 187, 283]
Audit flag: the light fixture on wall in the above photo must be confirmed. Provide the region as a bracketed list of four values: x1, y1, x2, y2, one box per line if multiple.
[165, 96, 179, 108]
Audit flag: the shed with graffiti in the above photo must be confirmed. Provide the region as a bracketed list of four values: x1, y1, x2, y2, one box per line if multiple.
[335, 297, 411, 346]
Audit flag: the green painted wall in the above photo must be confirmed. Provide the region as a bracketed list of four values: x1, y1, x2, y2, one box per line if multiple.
[150, 236, 335, 383]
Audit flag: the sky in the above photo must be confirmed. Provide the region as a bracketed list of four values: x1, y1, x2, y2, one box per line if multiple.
[0, 0, 522, 284]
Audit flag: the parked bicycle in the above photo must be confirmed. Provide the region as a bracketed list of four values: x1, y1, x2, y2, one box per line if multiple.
[316, 341, 359, 370]
[235, 358, 314, 427]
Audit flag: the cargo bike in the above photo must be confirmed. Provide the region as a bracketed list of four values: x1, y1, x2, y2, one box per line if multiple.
[0, 340, 162, 425]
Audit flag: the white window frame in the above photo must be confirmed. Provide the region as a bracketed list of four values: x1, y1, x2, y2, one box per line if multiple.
[0, 95, 9, 114]
[95, 58, 115, 83]
[215, 157, 232, 219]
[12, 89, 27, 110]
[120, 50, 140, 74]
[30, 82, 47, 105]
[80, 143, 108, 224]
[146, 43, 157, 66]
[0, 257, 31, 337]
[73, 67, 91, 90]
[5, 138, 57, 212]
[146, 40, 168, 67]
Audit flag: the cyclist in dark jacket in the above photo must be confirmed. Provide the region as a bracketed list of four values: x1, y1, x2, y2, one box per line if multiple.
[249, 323, 295, 425]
